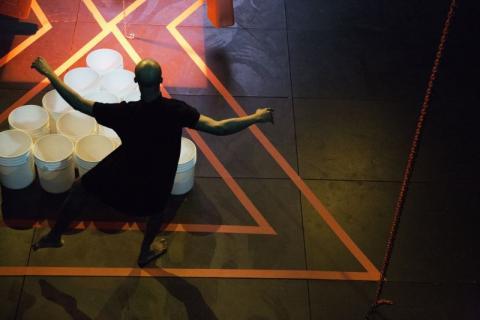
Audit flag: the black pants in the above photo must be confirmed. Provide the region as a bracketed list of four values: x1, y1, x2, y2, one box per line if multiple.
[49, 179, 165, 253]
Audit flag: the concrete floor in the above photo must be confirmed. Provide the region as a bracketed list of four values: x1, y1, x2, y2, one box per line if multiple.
[1, 0, 479, 319]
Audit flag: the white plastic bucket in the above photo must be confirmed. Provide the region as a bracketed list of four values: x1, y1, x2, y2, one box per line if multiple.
[42, 90, 74, 133]
[34, 134, 75, 193]
[8, 105, 50, 141]
[57, 110, 97, 143]
[75, 134, 114, 176]
[171, 138, 197, 195]
[100, 69, 137, 100]
[124, 86, 141, 102]
[64, 67, 100, 96]
[86, 48, 123, 75]
[98, 125, 122, 148]
[0, 130, 35, 189]
[84, 90, 120, 104]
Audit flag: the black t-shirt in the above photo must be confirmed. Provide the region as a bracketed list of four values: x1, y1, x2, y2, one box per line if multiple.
[81, 96, 200, 216]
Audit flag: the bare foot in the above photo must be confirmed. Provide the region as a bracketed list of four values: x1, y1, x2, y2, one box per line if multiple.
[138, 238, 168, 268]
[32, 234, 64, 251]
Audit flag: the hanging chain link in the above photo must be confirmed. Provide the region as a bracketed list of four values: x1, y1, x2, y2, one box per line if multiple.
[366, 0, 457, 317]
[122, 0, 135, 39]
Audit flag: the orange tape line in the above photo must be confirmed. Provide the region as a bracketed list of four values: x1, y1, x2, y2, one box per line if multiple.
[84, 0, 276, 235]
[0, 218, 273, 235]
[0, 0, 146, 123]
[0, 0, 381, 281]
[0, 0, 52, 68]
[185, 129, 275, 233]
[167, 0, 380, 277]
[0, 266, 378, 280]
[0, 0, 275, 237]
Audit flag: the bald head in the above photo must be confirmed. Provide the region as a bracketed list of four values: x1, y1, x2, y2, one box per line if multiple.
[134, 58, 162, 88]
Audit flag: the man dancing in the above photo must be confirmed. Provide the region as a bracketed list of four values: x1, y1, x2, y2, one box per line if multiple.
[30, 56, 274, 267]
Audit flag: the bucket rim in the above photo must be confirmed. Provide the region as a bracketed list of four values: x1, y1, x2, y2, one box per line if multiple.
[99, 70, 135, 90]
[176, 161, 196, 173]
[8, 105, 49, 130]
[87, 48, 123, 58]
[35, 155, 72, 171]
[64, 66, 99, 75]
[86, 49, 123, 69]
[74, 134, 114, 163]
[101, 68, 134, 77]
[63, 67, 100, 93]
[42, 89, 74, 113]
[56, 110, 97, 139]
[0, 129, 33, 159]
[100, 69, 135, 85]
[178, 137, 197, 165]
[33, 134, 74, 163]
[0, 154, 31, 166]
[74, 154, 97, 165]
[29, 126, 50, 134]
[83, 90, 120, 104]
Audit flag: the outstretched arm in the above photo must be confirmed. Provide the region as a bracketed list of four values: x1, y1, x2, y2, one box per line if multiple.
[195, 108, 274, 136]
[31, 57, 94, 116]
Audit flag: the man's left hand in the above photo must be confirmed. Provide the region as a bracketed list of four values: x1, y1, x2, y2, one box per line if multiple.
[31, 56, 53, 77]
[254, 108, 274, 124]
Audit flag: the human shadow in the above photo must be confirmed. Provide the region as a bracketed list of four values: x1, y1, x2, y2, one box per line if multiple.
[1, 177, 88, 235]
[39, 279, 92, 320]
[27, 187, 218, 319]
[37, 269, 216, 319]
[0, 14, 38, 58]
[38, 272, 142, 320]
[144, 268, 218, 320]
[1, 178, 48, 230]
[0, 14, 38, 35]
[137, 193, 218, 319]
[93, 271, 140, 320]
[205, 47, 232, 89]
[1, 175, 224, 237]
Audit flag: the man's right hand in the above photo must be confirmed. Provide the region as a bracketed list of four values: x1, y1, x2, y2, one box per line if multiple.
[30, 56, 94, 115]
[255, 108, 274, 124]
[31, 56, 53, 77]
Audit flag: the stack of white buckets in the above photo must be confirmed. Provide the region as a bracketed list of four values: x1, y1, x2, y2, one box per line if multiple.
[0, 48, 197, 195]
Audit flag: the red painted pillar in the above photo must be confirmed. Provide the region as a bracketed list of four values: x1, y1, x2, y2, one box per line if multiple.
[0, 0, 33, 19]
[206, 0, 235, 28]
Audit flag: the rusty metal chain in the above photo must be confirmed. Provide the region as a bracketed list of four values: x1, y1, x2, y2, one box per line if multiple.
[366, 0, 458, 317]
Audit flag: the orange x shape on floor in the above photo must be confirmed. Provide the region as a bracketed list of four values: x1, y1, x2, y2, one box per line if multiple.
[0, 0, 381, 281]
[0, 0, 51, 68]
